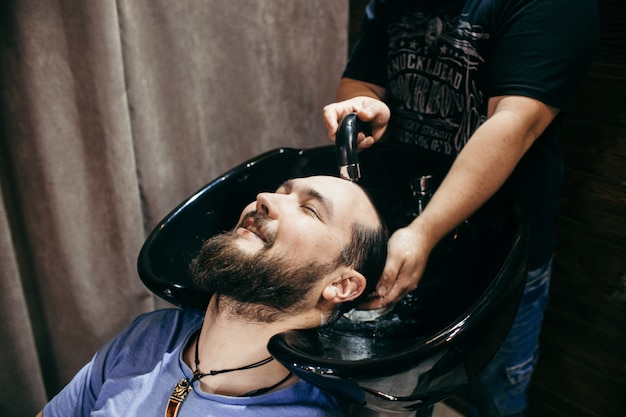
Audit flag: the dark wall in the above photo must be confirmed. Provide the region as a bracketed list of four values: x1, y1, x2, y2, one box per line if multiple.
[347, 1, 626, 416]
[528, 1, 626, 416]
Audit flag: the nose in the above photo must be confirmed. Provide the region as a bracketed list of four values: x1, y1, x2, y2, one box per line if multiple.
[255, 192, 281, 219]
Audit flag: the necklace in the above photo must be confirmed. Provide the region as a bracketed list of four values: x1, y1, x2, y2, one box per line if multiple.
[164, 331, 291, 417]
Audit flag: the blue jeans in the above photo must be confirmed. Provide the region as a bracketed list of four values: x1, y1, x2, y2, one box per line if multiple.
[465, 259, 553, 417]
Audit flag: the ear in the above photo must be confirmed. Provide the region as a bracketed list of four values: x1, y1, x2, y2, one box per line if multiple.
[321, 267, 367, 304]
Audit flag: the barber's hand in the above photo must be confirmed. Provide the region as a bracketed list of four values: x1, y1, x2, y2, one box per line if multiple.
[358, 225, 433, 310]
[322, 97, 390, 150]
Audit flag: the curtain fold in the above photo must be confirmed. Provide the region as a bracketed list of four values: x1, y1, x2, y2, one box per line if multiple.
[0, 1, 348, 415]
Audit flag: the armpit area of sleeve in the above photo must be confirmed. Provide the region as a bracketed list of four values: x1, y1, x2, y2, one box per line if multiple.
[488, 84, 568, 112]
[342, 60, 387, 89]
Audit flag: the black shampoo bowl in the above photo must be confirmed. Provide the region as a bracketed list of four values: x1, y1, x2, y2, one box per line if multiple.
[138, 143, 528, 413]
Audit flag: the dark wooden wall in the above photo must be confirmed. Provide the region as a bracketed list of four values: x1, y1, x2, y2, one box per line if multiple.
[528, 1, 626, 415]
[347, 1, 625, 416]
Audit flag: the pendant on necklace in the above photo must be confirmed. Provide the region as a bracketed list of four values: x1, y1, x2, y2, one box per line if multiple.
[165, 378, 192, 417]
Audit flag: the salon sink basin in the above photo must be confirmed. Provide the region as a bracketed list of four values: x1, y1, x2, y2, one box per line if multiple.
[138, 143, 528, 413]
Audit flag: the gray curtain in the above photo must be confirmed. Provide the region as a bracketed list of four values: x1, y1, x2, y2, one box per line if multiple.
[0, 1, 348, 415]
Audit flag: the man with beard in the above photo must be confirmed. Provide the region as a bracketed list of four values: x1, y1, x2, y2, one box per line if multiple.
[39, 175, 388, 417]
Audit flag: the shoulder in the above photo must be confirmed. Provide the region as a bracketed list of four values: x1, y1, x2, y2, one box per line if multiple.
[489, 0, 598, 30]
[126, 308, 203, 333]
[102, 308, 203, 362]
[41, 308, 204, 416]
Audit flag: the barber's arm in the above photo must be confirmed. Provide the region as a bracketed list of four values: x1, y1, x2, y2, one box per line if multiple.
[359, 95, 559, 309]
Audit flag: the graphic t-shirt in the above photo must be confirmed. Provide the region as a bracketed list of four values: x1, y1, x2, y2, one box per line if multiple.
[344, 0, 598, 266]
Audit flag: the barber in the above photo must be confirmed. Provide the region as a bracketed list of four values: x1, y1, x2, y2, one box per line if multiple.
[323, 0, 598, 415]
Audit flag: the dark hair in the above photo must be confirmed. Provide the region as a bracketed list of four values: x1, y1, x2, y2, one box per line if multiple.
[330, 194, 389, 321]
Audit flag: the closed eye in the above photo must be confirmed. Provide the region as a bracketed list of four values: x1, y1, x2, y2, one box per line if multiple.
[302, 205, 321, 219]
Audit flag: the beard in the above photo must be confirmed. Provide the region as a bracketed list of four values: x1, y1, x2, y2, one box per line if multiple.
[189, 216, 338, 322]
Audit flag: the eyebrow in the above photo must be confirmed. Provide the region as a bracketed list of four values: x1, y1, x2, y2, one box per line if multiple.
[279, 179, 334, 218]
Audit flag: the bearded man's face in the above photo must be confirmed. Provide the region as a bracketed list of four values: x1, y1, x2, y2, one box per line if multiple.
[189, 176, 383, 322]
[190, 212, 338, 322]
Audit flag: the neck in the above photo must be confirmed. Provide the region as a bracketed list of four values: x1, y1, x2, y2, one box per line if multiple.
[183, 296, 302, 396]
[203, 294, 303, 349]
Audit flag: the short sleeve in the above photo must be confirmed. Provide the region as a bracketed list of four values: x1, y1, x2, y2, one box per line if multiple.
[343, 0, 389, 87]
[488, 0, 599, 110]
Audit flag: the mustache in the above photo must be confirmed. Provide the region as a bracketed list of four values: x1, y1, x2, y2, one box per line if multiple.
[237, 211, 276, 247]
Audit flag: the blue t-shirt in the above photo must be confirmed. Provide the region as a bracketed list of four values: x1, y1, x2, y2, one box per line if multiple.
[345, 0, 598, 267]
[43, 309, 347, 417]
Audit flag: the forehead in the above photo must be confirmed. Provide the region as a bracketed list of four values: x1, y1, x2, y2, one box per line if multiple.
[282, 176, 379, 227]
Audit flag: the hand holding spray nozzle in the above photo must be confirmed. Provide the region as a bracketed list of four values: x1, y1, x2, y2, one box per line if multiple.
[335, 113, 372, 182]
